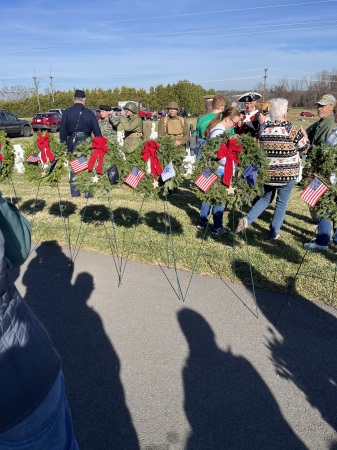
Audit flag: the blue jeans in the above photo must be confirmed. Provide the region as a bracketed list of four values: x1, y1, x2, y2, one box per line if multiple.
[199, 203, 224, 230]
[0, 371, 78, 450]
[245, 180, 296, 239]
[315, 216, 337, 246]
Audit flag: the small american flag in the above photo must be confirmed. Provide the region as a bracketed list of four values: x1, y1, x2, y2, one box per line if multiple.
[69, 156, 88, 174]
[300, 176, 328, 207]
[194, 168, 218, 192]
[26, 153, 40, 163]
[124, 166, 145, 188]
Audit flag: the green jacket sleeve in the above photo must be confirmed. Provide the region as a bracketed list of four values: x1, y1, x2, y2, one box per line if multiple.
[119, 115, 143, 133]
[0, 194, 31, 268]
[109, 115, 120, 127]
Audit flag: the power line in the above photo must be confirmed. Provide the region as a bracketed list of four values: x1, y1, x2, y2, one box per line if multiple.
[0, 0, 336, 33]
[3, 19, 337, 44]
[1, 23, 336, 53]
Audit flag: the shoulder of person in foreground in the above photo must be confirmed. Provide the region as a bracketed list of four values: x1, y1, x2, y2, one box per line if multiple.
[0, 193, 31, 269]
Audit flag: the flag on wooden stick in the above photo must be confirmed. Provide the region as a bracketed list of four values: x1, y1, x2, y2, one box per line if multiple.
[300, 176, 328, 207]
[69, 156, 88, 174]
[124, 166, 146, 189]
[194, 168, 218, 192]
[26, 153, 40, 163]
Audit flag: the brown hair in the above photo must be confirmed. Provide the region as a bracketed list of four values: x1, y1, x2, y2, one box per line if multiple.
[212, 94, 226, 110]
[204, 107, 240, 137]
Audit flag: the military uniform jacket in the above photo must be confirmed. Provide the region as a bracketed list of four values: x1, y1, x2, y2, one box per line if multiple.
[119, 115, 143, 153]
[158, 115, 189, 145]
[59, 103, 102, 152]
[98, 116, 120, 140]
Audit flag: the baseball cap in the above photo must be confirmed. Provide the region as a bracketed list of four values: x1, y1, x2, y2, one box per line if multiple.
[315, 94, 336, 106]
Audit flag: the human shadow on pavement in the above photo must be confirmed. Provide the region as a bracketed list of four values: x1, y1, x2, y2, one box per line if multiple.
[22, 241, 140, 450]
[235, 263, 337, 437]
[178, 308, 307, 450]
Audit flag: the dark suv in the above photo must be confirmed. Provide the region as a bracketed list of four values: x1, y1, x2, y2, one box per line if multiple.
[31, 112, 63, 132]
[0, 110, 32, 137]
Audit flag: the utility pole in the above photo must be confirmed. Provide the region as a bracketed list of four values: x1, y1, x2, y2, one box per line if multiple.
[49, 69, 55, 103]
[263, 68, 268, 102]
[32, 68, 43, 111]
[49, 68, 59, 103]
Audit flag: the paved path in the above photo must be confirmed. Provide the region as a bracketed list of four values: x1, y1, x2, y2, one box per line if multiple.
[12, 242, 337, 450]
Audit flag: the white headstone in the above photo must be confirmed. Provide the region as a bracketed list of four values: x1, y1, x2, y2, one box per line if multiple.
[150, 123, 158, 140]
[13, 144, 25, 173]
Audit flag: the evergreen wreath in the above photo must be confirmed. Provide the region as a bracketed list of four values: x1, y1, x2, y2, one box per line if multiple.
[123, 135, 186, 197]
[70, 137, 127, 197]
[0, 131, 15, 183]
[301, 143, 337, 221]
[192, 133, 269, 211]
[23, 132, 68, 185]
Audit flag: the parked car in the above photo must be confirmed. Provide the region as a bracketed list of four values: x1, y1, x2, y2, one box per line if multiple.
[48, 108, 65, 115]
[138, 108, 153, 120]
[31, 112, 62, 133]
[300, 111, 315, 117]
[0, 110, 33, 137]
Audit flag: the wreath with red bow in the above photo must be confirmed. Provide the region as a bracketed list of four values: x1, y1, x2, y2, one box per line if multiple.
[23, 131, 68, 185]
[123, 135, 186, 197]
[192, 132, 269, 210]
[69, 137, 127, 197]
[0, 131, 15, 183]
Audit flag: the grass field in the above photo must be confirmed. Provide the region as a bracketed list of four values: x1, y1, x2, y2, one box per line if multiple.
[6, 107, 336, 306]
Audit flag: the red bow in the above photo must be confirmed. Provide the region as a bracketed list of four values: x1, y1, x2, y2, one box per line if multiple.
[217, 139, 242, 187]
[88, 137, 108, 174]
[141, 140, 163, 178]
[36, 132, 55, 164]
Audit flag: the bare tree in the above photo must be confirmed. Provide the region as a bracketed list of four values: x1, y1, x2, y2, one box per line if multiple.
[0, 85, 34, 101]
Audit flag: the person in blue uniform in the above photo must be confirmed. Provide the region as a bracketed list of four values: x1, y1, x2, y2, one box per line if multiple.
[60, 89, 102, 196]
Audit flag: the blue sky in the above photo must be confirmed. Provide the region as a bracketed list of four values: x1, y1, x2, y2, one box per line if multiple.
[1, 0, 337, 94]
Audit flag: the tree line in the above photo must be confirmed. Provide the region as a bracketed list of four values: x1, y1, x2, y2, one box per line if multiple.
[0, 80, 216, 117]
[259, 69, 337, 107]
[1, 69, 336, 117]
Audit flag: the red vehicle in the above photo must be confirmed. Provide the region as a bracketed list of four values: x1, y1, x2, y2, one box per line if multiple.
[31, 112, 62, 133]
[138, 108, 153, 120]
[300, 111, 315, 117]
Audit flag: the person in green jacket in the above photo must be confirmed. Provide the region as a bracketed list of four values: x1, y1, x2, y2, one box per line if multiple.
[118, 102, 143, 153]
[305, 94, 336, 146]
[303, 94, 337, 251]
[0, 193, 31, 269]
[0, 193, 78, 448]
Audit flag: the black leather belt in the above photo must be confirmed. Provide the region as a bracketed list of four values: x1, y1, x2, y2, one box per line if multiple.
[69, 132, 91, 137]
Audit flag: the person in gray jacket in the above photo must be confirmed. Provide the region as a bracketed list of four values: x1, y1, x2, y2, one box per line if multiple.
[0, 193, 78, 449]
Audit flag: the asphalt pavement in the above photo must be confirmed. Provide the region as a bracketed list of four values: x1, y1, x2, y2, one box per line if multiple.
[12, 242, 337, 450]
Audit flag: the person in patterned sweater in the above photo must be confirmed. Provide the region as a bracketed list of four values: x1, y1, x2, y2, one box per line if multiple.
[235, 98, 310, 240]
